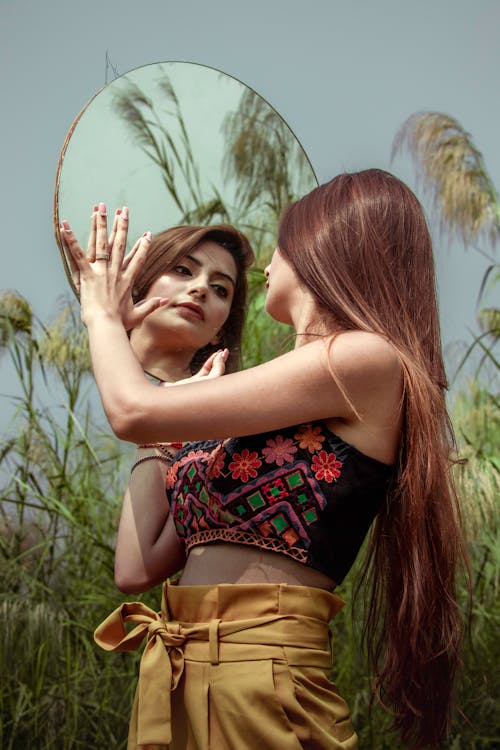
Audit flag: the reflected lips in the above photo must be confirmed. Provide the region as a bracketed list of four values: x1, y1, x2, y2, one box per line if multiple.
[176, 302, 204, 320]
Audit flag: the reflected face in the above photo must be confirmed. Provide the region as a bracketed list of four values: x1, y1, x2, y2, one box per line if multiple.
[142, 241, 238, 351]
[264, 247, 299, 325]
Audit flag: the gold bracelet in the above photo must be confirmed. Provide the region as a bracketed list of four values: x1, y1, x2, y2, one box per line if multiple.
[130, 454, 172, 474]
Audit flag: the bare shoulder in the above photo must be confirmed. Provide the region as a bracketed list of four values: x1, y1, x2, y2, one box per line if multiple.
[329, 330, 402, 374]
[325, 330, 404, 415]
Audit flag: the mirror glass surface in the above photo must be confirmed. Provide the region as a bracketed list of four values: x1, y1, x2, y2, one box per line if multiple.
[54, 61, 318, 294]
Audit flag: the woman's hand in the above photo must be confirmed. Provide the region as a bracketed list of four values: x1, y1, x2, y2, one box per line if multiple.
[60, 203, 167, 330]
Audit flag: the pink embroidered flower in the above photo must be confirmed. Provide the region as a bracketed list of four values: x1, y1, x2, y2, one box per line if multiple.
[165, 464, 178, 489]
[294, 424, 325, 453]
[311, 450, 342, 483]
[262, 435, 297, 466]
[207, 446, 226, 478]
[177, 449, 207, 467]
[228, 449, 262, 482]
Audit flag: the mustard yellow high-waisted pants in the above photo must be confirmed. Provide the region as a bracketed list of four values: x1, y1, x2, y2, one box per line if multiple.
[95, 582, 358, 750]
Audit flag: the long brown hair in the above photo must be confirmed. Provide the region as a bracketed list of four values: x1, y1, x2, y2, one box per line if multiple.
[132, 224, 254, 373]
[278, 169, 469, 748]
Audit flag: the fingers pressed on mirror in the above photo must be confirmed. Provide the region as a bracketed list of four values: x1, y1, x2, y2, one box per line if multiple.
[60, 220, 82, 292]
[122, 234, 141, 271]
[60, 221, 88, 273]
[95, 202, 110, 262]
[87, 205, 98, 262]
[110, 207, 130, 271]
[108, 208, 122, 251]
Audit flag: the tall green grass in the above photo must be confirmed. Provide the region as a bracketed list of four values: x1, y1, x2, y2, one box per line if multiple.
[1, 292, 498, 748]
[0, 294, 148, 748]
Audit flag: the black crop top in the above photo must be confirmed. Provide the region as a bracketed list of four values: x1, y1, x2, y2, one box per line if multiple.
[166, 421, 393, 583]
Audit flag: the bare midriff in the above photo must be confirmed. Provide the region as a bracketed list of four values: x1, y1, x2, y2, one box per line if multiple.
[178, 543, 335, 591]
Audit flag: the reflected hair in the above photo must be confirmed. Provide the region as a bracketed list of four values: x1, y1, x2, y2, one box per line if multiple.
[278, 169, 469, 748]
[132, 224, 254, 373]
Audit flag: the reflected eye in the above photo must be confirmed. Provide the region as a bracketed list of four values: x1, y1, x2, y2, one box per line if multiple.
[212, 284, 229, 299]
[174, 265, 192, 276]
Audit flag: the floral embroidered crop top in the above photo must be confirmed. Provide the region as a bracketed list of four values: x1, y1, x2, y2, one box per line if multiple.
[166, 422, 393, 583]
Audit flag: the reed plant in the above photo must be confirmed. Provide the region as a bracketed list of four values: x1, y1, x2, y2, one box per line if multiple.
[0, 293, 155, 748]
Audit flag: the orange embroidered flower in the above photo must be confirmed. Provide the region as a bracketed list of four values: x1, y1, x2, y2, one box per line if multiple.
[311, 450, 342, 482]
[177, 449, 207, 467]
[228, 449, 262, 482]
[294, 423, 325, 453]
[262, 435, 297, 466]
[207, 446, 226, 478]
[165, 464, 178, 489]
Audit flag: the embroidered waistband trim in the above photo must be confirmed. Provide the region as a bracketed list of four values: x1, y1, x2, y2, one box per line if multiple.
[184, 528, 309, 564]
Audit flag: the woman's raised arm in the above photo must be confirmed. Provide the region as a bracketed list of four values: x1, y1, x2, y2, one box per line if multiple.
[61, 207, 402, 447]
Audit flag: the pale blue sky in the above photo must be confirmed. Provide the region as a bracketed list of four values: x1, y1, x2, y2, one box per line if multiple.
[1, 0, 499, 383]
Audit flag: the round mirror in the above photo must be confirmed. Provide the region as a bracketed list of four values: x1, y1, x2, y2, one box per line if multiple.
[54, 61, 318, 296]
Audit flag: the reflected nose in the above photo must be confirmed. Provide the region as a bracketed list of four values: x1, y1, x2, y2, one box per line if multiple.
[188, 285, 207, 301]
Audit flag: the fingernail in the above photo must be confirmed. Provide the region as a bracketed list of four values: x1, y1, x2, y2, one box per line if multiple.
[115, 208, 121, 215]
[92, 204, 98, 213]
[143, 231, 152, 242]
[62, 220, 71, 231]
[99, 202, 106, 216]
[122, 206, 129, 220]
[221, 348, 229, 361]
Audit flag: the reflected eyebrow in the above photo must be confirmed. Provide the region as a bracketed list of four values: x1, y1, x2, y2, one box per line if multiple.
[184, 254, 236, 287]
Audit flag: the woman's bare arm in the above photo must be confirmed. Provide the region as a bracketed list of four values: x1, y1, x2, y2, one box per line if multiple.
[89, 322, 401, 446]
[63, 210, 403, 450]
[114, 448, 186, 593]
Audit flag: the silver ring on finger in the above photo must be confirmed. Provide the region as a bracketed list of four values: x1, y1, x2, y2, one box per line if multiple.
[96, 252, 111, 261]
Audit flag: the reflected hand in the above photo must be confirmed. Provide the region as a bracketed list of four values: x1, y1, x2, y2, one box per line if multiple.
[164, 349, 229, 387]
[60, 204, 167, 329]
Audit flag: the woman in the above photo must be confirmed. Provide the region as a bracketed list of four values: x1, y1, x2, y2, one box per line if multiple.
[62, 170, 468, 750]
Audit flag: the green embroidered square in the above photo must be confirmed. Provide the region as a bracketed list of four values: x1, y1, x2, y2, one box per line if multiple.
[303, 508, 318, 524]
[248, 492, 265, 510]
[271, 514, 288, 532]
[286, 472, 303, 489]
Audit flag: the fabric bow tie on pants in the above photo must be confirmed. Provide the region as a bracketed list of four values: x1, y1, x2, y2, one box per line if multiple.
[94, 586, 347, 749]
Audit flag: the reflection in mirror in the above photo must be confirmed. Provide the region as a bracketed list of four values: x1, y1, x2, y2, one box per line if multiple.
[128, 223, 255, 382]
[54, 62, 318, 368]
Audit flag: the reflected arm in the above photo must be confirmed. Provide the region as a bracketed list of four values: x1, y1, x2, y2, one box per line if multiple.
[114, 447, 185, 593]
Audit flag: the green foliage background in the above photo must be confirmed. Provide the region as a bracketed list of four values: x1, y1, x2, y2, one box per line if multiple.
[1, 99, 499, 747]
[0, 289, 498, 749]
